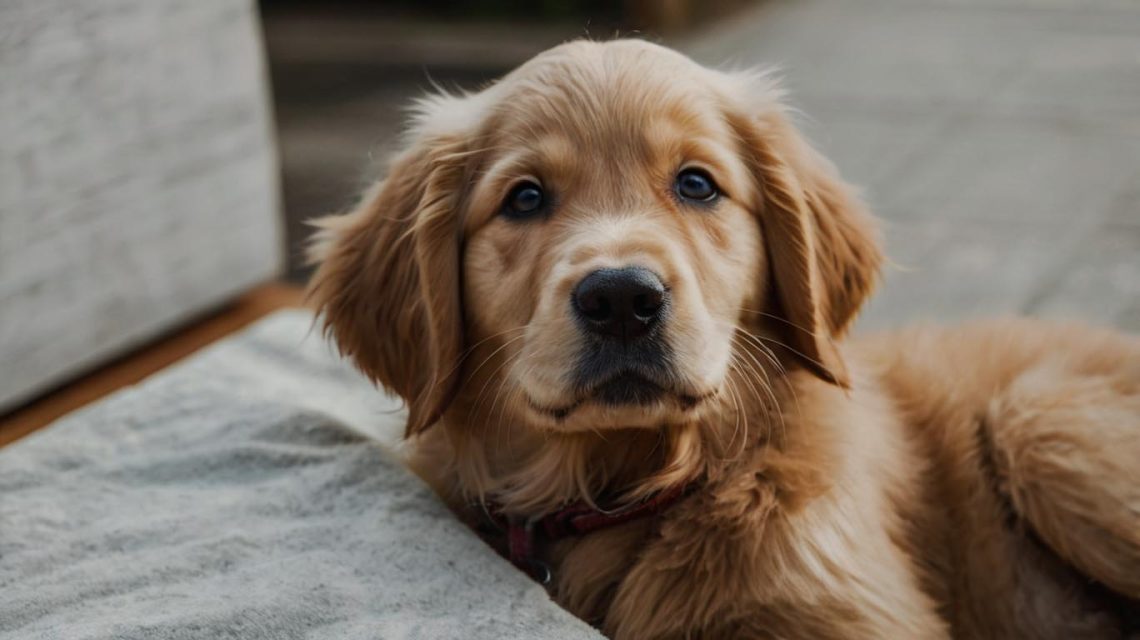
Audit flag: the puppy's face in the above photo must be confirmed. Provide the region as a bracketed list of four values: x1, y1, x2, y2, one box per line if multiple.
[463, 45, 763, 431]
[309, 40, 881, 438]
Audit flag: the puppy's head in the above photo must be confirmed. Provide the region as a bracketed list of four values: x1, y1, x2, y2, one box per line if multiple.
[309, 40, 880, 438]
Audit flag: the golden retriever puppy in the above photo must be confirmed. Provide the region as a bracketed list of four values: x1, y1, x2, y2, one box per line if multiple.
[308, 39, 1140, 639]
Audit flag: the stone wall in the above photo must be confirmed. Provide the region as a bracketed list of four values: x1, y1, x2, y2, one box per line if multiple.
[0, 0, 283, 410]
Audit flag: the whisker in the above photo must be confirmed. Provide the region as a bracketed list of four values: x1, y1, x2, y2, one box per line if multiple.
[494, 378, 520, 454]
[469, 341, 528, 433]
[728, 347, 775, 433]
[419, 325, 529, 403]
[721, 326, 788, 437]
[736, 372, 751, 460]
[732, 328, 800, 434]
[457, 325, 528, 362]
[738, 332, 805, 418]
[732, 331, 782, 391]
[503, 358, 547, 454]
[490, 355, 534, 454]
[723, 324, 784, 402]
[466, 333, 529, 414]
[731, 349, 778, 448]
[732, 338, 788, 447]
[720, 360, 744, 461]
[737, 308, 824, 338]
[728, 370, 751, 461]
[736, 308, 843, 372]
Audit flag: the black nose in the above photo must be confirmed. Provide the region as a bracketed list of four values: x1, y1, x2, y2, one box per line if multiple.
[572, 267, 666, 341]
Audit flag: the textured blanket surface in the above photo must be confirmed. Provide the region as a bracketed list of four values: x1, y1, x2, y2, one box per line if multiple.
[0, 310, 600, 639]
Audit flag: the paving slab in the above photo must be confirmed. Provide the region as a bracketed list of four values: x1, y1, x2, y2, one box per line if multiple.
[686, 0, 1140, 331]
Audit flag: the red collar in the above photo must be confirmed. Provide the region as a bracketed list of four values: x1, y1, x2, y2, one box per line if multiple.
[472, 482, 696, 583]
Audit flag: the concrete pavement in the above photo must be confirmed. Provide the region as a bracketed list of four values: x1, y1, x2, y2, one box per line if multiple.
[685, 0, 1140, 331]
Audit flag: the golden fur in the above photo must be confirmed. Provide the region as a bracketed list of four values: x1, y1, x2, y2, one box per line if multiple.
[308, 40, 1140, 639]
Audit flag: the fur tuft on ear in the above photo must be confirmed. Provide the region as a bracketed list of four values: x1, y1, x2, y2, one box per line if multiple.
[306, 118, 473, 437]
[733, 96, 883, 387]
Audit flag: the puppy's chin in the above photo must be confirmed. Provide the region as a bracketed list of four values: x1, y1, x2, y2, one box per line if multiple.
[522, 384, 718, 432]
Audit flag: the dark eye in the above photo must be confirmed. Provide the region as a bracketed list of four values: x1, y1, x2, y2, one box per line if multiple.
[502, 181, 545, 219]
[675, 169, 718, 203]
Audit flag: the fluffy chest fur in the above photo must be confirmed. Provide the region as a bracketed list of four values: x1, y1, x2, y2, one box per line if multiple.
[414, 324, 1140, 639]
[421, 363, 947, 639]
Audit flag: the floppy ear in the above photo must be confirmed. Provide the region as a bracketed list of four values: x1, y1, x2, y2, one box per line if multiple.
[736, 104, 882, 388]
[306, 122, 471, 437]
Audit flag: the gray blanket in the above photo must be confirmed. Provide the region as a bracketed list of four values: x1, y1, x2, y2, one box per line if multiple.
[0, 310, 600, 639]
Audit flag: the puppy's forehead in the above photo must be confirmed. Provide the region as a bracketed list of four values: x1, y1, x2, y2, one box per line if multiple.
[491, 40, 724, 144]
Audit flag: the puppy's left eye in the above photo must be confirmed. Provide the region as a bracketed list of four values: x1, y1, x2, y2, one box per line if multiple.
[675, 169, 719, 203]
[502, 181, 545, 220]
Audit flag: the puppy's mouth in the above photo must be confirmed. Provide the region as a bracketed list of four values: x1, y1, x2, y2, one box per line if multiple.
[526, 371, 713, 422]
[594, 371, 665, 406]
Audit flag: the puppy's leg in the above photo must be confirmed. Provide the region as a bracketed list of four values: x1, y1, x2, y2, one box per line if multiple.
[985, 361, 1140, 599]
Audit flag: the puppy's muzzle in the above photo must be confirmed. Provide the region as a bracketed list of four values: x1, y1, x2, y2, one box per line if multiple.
[572, 267, 666, 341]
[570, 266, 675, 408]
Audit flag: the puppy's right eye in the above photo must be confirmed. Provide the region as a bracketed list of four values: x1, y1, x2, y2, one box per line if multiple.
[675, 168, 718, 203]
[502, 182, 545, 220]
